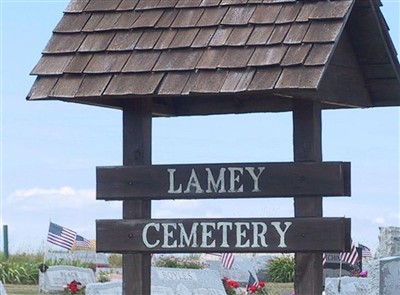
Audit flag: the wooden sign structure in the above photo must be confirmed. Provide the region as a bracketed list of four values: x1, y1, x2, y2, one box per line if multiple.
[27, 1, 400, 294]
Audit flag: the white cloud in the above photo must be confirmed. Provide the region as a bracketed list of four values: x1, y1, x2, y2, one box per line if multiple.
[7, 186, 96, 211]
[372, 217, 386, 225]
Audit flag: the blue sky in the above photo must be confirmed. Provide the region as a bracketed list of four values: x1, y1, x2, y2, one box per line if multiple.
[0, 0, 399, 254]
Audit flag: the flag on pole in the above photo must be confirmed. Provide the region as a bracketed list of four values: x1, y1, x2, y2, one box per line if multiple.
[247, 271, 258, 287]
[221, 253, 234, 269]
[322, 253, 327, 266]
[358, 243, 372, 258]
[340, 245, 359, 266]
[47, 222, 77, 250]
[75, 234, 91, 249]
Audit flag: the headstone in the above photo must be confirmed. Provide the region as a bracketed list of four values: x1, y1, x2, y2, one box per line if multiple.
[46, 251, 109, 266]
[375, 227, 400, 259]
[0, 281, 7, 295]
[151, 267, 226, 295]
[379, 256, 400, 295]
[86, 282, 122, 295]
[39, 265, 96, 293]
[368, 256, 400, 295]
[206, 256, 258, 283]
[324, 277, 368, 295]
[323, 253, 352, 283]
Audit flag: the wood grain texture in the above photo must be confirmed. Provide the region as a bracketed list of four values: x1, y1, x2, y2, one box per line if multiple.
[97, 162, 351, 200]
[97, 217, 351, 253]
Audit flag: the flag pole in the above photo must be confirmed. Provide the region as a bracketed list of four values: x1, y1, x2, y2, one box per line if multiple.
[338, 259, 342, 294]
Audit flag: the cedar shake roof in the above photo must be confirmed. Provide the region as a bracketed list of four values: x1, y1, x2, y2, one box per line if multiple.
[27, 0, 400, 116]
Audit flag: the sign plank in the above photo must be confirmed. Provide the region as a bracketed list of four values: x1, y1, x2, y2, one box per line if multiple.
[97, 162, 350, 200]
[96, 217, 351, 253]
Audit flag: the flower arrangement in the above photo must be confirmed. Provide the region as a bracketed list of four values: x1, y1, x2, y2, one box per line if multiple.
[247, 280, 268, 294]
[63, 280, 85, 294]
[223, 277, 240, 295]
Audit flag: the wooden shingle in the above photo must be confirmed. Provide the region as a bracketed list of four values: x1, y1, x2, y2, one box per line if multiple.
[28, 0, 400, 112]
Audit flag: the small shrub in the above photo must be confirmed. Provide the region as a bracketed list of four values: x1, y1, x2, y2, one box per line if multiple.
[108, 254, 122, 267]
[154, 255, 206, 269]
[267, 255, 295, 283]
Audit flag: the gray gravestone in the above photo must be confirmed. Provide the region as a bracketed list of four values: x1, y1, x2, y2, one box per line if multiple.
[325, 277, 368, 295]
[379, 256, 400, 295]
[375, 227, 400, 259]
[0, 281, 7, 295]
[151, 267, 226, 295]
[206, 256, 258, 283]
[86, 282, 122, 295]
[39, 265, 96, 293]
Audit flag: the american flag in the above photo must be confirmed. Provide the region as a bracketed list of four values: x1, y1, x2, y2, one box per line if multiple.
[221, 253, 234, 269]
[75, 234, 91, 249]
[358, 243, 372, 258]
[322, 253, 327, 266]
[340, 245, 359, 266]
[47, 222, 76, 250]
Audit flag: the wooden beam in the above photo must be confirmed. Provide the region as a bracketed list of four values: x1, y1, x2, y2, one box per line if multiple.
[293, 100, 324, 295]
[122, 99, 152, 295]
[96, 217, 351, 254]
[97, 162, 351, 200]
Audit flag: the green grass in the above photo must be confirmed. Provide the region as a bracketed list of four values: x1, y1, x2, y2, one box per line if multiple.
[4, 283, 294, 295]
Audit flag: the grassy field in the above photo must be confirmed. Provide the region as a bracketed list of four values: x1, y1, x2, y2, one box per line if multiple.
[5, 283, 294, 295]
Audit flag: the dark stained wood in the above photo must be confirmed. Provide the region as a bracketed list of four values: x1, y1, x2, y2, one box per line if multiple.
[78, 31, 115, 52]
[108, 31, 143, 51]
[221, 6, 255, 25]
[154, 49, 203, 71]
[158, 72, 191, 95]
[84, 0, 122, 11]
[275, 2, 302, 24]
[218, 47, 255, 68]
[190, 70, 229, 93]
[135, 30, 163, 50]
[246, 25, 274, 45]
[304, 44, 334, 66]
[114, 11, 141, 29]
[76, 75, 112, 97]
[123, 51, 161, 73]
[64, 54, 93, 73]
[303, 20, 344, 43]
[249, 4, 282, 24]
[28, 77, 59, 100]
[283, 23, 309, 44]
[221, 69, 255, 93]
[97, 162, 351, 200]
[171, 8, 204, 28]
[95, 12, 122, 31]
[96, 217, 351, 253]
[54, 14, 91, 33]
[293, 100, 323, 295]
[169, 28, 200, 48]
[64, 0, 90, 13]
[121, 99, 152, 295]
[209, 27, 233, 46]
[104, 73, 164, 96]
[225, 27, 253, 46]
[281, 44, 312, 66]
[191, 27, 216, 47]
[154, 30, 178, 49]
[31, 55, 74, 75]
[155, 10, 179, 28]
[267, 24, 291, 45]
[117, 0, 139, 11]
[82, 14, 105, 32]
[247, 67, 282, 91]
[248, 45, 288, 66]
[275, 66, 324, 89]
[84, 52, 130, 73]
[196, 48, 225, 69]
[51, 76, 83, 98]
[309, 1, 353, 20]
[132, 10, 163, 28]
[43, 34, 86, 53]
[196, 6, 228, 26]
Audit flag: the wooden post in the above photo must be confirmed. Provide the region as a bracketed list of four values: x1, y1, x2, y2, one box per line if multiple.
[293, 100, 323, 294]
[122, 99, 152, 295]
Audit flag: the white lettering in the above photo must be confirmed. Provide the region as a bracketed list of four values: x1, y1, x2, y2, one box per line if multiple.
[234, 222, 250, 247]
[167, 169, 182, 193]
[217, 222, 233, 247]
[200, 222, 216, 248]
[228, 167, 244, 192]
[251, 222, 268, 248]
[184, 169, 204, 193]
[142, 223, 160, 248]
[162, 223, 177, 248]
[178, 223, 199, 248]
[245, 167, 265, 192]
[271, 222, 292, 248]
[206, 168, 226, 193]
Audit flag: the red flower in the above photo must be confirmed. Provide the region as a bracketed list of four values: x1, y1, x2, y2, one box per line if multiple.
[258, 281, 265, 287]
[248, 285, 258, 293]
[230, 280, 239, 288]
[68, 280, 82, 293]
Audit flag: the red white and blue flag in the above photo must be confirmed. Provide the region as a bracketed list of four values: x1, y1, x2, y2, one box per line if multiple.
[75, 234, 91, 249]
[358, 243, 372, 258]
[47, 222, 77, 250]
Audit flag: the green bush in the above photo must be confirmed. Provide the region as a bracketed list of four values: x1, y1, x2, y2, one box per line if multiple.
[154, 255, 206, 269]
[267, 255, 295, 283]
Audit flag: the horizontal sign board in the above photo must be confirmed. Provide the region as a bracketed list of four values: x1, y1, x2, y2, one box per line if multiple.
[97, 162, 350, 200]
[96, 217, 351, 253]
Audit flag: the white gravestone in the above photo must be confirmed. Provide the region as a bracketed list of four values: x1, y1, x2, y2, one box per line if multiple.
[151, 267, 226, 295]
[0, 281, 7, 295]
[39, 265, 96, 293]
[206, 256, 258, 283]
[86, 281, 122, 295]
[325, 277, 368, 295]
